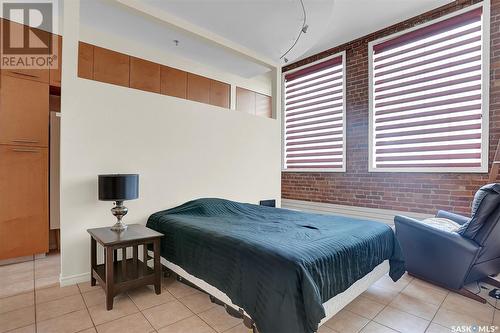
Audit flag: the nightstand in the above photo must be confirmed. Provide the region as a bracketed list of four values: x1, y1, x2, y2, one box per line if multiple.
[87, 224, 164, 310]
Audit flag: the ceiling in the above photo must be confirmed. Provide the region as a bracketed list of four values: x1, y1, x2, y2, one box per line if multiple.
[80, 0, 454, 78]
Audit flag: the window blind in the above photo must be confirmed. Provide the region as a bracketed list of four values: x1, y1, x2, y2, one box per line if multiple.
[283, 55, 345, 171]
[370, 7, 485, 171]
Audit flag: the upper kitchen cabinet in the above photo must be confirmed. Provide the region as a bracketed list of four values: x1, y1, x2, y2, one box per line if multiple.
[93, 46, 130, 87]
[187, 73, 210, 104]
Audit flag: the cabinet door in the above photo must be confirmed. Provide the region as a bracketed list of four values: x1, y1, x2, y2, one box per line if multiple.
[78, 42, 94, 80]
[0, 145, 48, 260]
[49, 34, 62, 87]
[256, 93, 272, 118]
[187, 73, 210, 104]
[0, 75, 49, 147]
[209, 80, 230, 108]
[130, 57, 160, 93]
[160, 66, 187, 99]
[0, 21, 50, 83]
[236, 87, 256, 115]
[93, 46, 130, 87]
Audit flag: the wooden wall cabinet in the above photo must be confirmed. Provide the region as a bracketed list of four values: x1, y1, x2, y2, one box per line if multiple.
[130, 57, 160, 93]
[49, 34, 62, 87]
[0, 145, 48, 260]
[160, 66, 187, 99]
[0, 75, 49, 147]
[236, 87, 272, 118]
[78, 42, 94, 80]
[187, 73, 210, 104]
[93, 46, 129, 87]
[210, 80, 230, 109]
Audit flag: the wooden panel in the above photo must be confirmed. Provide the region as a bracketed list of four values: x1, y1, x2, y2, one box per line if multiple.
[187, 73, 210, 104]
[0, 145, 48, 260]
[209, 80, 230, 108]
[78, 42, 94, 80]
[49, 94, 61, 112]
[0, 20, 50, 83]
[130, 57, 160, 93]
[160, 66, 187, 99]
[256, 93, 272, 118]
[0, 75, 49, 147]
[93, 46, 129, 87]
[49, 34, 62, 87]
[236, 87, 256, 115]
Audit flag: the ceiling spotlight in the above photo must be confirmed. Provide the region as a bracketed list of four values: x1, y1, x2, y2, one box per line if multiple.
[284, 58, 289, 63]
[173, 40, 179, 46]
[301, 25, 309, 33]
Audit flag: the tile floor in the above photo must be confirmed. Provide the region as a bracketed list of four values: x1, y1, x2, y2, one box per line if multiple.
[1, 252, 499, 333]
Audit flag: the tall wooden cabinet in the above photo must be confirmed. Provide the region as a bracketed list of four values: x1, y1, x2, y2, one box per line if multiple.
[0, 20, 59, 260]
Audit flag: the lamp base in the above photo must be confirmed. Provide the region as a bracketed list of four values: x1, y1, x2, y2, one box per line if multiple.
[110, 201, 128, 232]
[111, 221, 128, 232]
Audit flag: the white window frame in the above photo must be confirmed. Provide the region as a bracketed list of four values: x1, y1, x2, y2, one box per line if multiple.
[368, 1, 490, 173]
[281, 51, 347, 172]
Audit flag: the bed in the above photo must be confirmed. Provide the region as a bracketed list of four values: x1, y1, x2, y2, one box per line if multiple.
[146, 198, 405, 333]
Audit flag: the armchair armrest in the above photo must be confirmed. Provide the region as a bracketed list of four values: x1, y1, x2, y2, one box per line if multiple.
[394, 215, 480, 290]
[436, 210, 470, 225]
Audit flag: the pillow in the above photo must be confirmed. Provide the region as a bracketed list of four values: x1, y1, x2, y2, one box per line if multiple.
[457, 183, 500, 239]
[422, 217, 460, 232]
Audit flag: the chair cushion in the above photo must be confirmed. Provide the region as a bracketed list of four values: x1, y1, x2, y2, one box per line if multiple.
[422, 217, 461, 232]
[457, 183, 500, 239]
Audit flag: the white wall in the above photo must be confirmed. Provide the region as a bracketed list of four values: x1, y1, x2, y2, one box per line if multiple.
[59, 1, 281, 285]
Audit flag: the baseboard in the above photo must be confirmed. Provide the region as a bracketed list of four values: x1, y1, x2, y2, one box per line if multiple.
[59, 272, 90, 287]
[281, 199, 432, 225]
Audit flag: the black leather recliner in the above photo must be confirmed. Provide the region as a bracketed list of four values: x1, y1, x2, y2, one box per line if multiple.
[394, 183, 500, 303]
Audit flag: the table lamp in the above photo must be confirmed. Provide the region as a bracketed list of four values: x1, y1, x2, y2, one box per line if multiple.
[98, 174, 139, 232]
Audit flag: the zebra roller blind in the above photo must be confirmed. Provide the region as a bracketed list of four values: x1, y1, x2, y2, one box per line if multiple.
[283, 54, 346, 171]
[370, 6, 487, 172]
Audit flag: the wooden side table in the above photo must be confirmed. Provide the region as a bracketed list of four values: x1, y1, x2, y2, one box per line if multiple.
[87, 224, 164, 310]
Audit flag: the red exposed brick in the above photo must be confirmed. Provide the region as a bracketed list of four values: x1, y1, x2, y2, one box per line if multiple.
[282, 0, 500, 216]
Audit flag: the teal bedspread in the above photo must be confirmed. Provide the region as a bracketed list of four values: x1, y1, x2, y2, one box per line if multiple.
[146, 198, 405, 333]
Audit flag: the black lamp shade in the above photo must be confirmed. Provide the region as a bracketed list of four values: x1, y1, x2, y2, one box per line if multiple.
[98, 174, 139, 201]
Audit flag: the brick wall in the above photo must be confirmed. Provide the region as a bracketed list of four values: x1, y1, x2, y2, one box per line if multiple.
[281, 0, 500, 215]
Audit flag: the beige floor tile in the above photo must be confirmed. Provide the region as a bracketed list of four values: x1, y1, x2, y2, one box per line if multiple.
[157, 315, 216, 333]
[324, 309, 370, 333]
[345, 296, 385, 319]
[197, 306, 242, 332]
[362, 286, 399, 306]
[0, 306, 35, 333]
[494, 310, 500, 326]
[401, 282, 447, 306]
[0, 279, 34, 299]
[82, 289, 106, 307]
[77, 281, 100, 293]
[373, 274, 412, 293]
[36, 285, 80, 304]
[37, 308, 94, 333]
[317, 325, 339, 333]
[128, 285, 175, 310]
[426, 323, 451, 333]
[359, 321, 399, 333]
[88, 295, 139, 325]
[36, 294, 86, 322]
[411, 279, 448, 294]
[374, 306, 429, 333]
[78, 328, 97, 333]
[163, 278, 202, 298]
[142, 299, 194, 330]
[0, 261, 33, 278]
[0, 292, 34, 314]
[440, 292, 494, 323]
[432, 308, 490, 329]
[35, 276, 60, 290]
[223, 323, 255, 333]
[95, 312, 154, 333]
[389, 293, 439, 320]
[178, 292, 216, 314]
[5, 324, 35, 333]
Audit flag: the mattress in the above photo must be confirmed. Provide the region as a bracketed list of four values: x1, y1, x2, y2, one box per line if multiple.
[147, 198, 405, 333]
